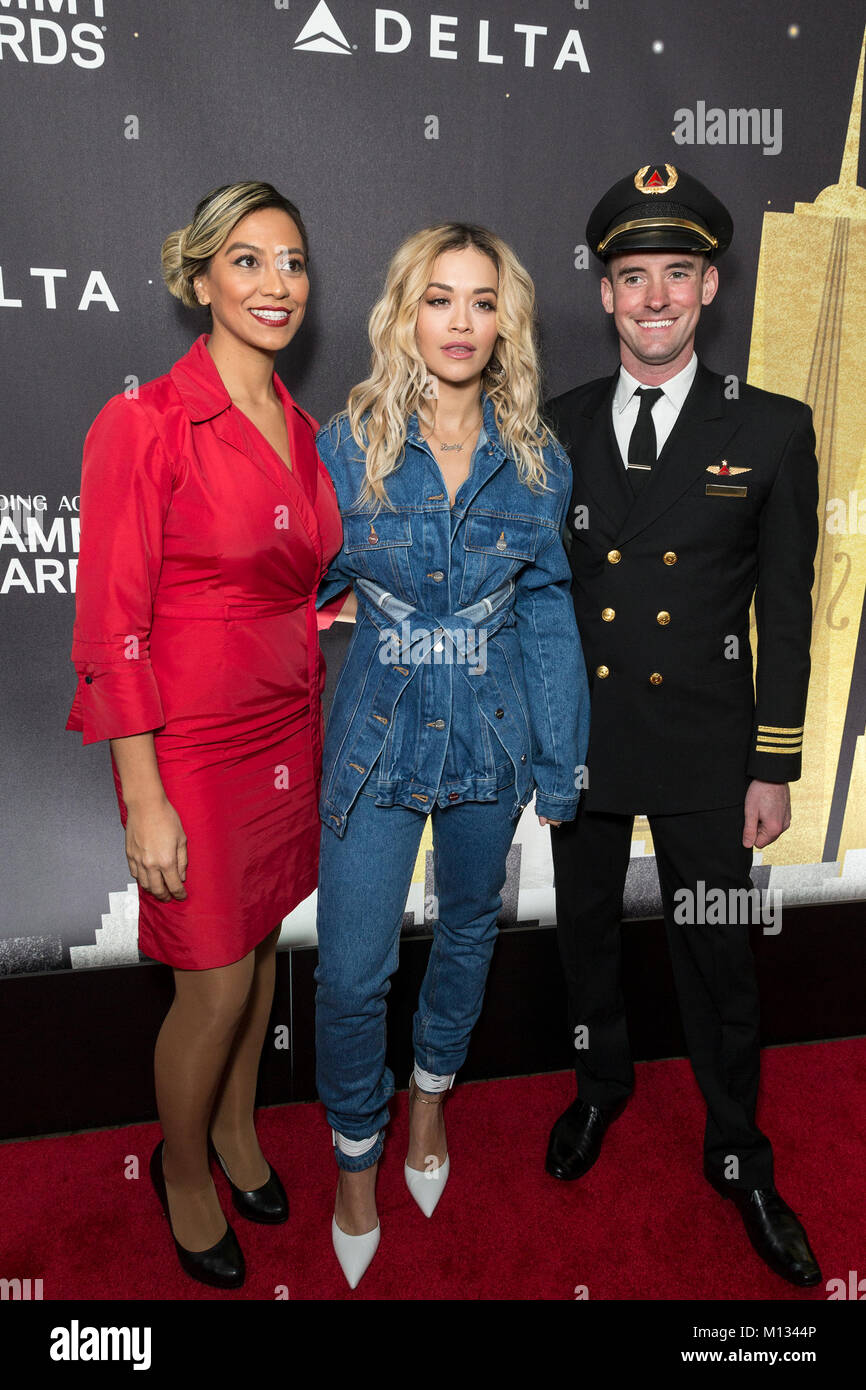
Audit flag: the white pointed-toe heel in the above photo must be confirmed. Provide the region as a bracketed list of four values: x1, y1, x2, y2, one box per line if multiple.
[404, 1153, 450, 1217]
[330, 1131, 381, 1288]
[331, 1214, 380, 1290]
[404, 1073, 451, 1217]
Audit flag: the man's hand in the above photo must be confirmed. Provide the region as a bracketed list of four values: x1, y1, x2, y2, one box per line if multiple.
[743, 779, 791, 849]
[538, 816, 562, 828]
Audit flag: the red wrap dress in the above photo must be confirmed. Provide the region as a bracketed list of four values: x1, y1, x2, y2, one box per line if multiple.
[66, 334, 343, 969]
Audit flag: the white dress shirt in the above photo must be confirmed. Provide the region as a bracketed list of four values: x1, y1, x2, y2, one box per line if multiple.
[611, 353, 698, 469]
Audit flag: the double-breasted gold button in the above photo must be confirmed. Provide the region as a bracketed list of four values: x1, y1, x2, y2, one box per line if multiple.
[649, 672, 663, 685]
[602, 608, 615, 622]
[596, 665, 610, 679]
[607, 549, 622, 564]
[656, 611, 671, 626]
[662, 551, 677, 566]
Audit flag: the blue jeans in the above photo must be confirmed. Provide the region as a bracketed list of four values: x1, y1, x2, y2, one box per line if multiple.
[315, 780, 520, 1171]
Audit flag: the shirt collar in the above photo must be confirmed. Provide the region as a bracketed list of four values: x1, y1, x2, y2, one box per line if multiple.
[613, 352, 698, 415]
[169, 332, 299, 425]
[169, 334, 232, 422]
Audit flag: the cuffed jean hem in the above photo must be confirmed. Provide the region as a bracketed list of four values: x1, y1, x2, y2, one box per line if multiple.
[332, 1131, 385, 1173]
[413, 1040, 474, 1075]
[412, 1063, 455, 1094]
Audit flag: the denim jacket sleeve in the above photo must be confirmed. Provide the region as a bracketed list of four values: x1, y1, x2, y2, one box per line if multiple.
[315, 420, 356, 612]
[513, 450, 590, 821]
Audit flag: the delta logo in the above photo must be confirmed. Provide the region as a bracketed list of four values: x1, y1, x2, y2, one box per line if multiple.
[294, 0, 353, 54]
[293, 2, 590, 71]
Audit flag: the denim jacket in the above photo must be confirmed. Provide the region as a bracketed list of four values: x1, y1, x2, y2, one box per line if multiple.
[316, 394, 590, 836]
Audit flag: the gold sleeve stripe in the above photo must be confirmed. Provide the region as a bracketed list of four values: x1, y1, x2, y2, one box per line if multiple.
[756, 733, 802, 744]
[755, 744, 802, 754]
[758, 724, 804, 734]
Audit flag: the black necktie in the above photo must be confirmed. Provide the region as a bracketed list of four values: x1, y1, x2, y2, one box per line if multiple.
[627, 387, 664, 495]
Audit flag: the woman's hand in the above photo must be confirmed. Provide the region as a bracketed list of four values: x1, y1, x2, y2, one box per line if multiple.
[538, 816, 562, 829]
[124, 796, 188, 901]
[110, 732, 186, 900]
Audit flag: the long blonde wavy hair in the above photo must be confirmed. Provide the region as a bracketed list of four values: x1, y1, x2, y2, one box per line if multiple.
[346, 223, 553, 506]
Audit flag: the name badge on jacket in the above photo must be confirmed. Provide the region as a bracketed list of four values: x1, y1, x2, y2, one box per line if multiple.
[706, 460, 750, 498]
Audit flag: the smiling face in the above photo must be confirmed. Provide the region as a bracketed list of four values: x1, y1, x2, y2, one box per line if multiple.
[414, 245, 500, 388]
[600, 251, 718, 380]
[193, 206, 309, 353]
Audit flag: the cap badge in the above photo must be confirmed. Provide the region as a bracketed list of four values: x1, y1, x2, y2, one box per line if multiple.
[634, 164, 679, 195]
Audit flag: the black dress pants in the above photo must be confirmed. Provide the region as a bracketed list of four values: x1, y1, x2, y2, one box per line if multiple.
[550, 801, 774, 1189]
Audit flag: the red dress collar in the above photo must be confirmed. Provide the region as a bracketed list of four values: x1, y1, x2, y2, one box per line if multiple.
[169, 333, 317, 433]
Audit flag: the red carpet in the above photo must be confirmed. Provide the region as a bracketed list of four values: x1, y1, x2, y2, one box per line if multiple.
[2, 1037, 863, 1301]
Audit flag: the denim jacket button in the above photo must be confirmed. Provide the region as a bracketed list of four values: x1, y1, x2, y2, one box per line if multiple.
[429, 570, 445, 582]
[448, 792, 460, 801]
[495, 708, 505, 719]
[520, 754, 527, 763]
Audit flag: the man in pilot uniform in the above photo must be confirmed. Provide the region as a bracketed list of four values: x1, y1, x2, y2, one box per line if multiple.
[544, 164, 821, 1287]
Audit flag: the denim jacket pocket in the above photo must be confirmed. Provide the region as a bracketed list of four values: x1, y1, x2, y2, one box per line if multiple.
[460, 514, 540, 603]
[342, 510, 417, 604]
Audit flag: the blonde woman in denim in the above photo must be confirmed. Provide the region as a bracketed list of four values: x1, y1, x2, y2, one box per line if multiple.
[315, 224, 590, 1288]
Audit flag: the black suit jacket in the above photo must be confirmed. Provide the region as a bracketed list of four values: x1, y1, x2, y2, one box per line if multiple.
[546, 362, 819, 815]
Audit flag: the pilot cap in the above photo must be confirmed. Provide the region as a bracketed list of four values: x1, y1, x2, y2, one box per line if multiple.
[587, 164, 733, 260]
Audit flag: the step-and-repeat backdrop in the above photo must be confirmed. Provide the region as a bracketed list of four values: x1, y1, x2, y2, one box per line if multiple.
[1, 1, 864, 971]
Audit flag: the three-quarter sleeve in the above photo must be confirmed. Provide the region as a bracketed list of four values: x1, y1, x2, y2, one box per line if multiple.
[65, 394, 172, 745]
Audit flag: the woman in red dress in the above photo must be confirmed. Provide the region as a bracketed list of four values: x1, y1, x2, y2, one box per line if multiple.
[66, 182, 343, 1289]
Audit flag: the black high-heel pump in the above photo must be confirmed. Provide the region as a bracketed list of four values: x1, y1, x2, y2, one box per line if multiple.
[149, 1140, 245, 1289]
[208, 1137, 289, 1224]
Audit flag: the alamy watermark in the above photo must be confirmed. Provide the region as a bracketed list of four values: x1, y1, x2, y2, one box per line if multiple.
[49, 1321, 151, 1370]
[825, 491, 866, 534]
[378, 623, 487, 674]
[673, 880, 782, 934]
[673, 102, 782, 156]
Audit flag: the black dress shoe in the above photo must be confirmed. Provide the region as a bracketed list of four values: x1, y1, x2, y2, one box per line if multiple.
[704, 1164, 821, 1288]
[149, 1141, 245, 1289]
[545, 1096, 627, 1181]
[208, 1138, 289, 1224]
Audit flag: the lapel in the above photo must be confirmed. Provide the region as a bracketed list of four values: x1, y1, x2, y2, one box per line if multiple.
[409, 394, 508, 513]
[459, 394, 508, 510]
[615, 362, 742, 545]
[170, 333, 325, 564]
[273, 373, 319, 505]
[567, 372, 633, 536]
[281, 393, 327, 567]
[170, 333, 302, 505]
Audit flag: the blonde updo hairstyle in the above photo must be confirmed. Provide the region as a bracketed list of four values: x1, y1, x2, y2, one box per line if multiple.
[347, 222, 553, 505]
[161, 181, 310, 309]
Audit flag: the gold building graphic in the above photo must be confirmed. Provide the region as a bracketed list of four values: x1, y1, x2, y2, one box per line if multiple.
[748, 29, 866, 870]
